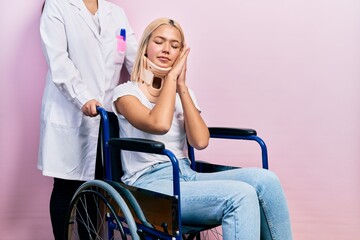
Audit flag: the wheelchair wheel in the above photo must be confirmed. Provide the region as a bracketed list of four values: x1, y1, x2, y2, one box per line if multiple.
[199, 228, 222, 240]
[183, 227, 222, 240]
[65, 180, 140, 240]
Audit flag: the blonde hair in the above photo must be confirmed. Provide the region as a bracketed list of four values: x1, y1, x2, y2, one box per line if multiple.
[131, 18, 185, 82]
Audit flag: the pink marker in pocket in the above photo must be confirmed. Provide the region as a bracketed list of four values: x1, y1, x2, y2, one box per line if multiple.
[116, 28, 126, 52]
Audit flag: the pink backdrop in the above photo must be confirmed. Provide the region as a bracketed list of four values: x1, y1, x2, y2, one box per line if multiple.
[1, 0, 359, 239]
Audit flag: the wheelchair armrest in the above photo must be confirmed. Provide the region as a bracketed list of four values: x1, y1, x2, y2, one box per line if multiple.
[206, 127, 268, 169]
[209, 127, 257, 137]
[108, 137, 182, 197]
[108, 138, 165, 154]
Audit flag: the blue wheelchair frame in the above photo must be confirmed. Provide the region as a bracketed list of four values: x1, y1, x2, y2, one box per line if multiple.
[95, 106, 268, 239]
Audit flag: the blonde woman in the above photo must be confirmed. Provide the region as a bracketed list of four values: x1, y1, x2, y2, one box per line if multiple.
[113, 18, 292, 240]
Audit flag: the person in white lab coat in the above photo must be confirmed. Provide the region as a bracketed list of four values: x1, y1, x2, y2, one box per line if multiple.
[38, 0, 137, 238]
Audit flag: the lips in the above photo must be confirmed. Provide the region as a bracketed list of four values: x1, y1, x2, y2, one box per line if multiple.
[157, 56, 171, 62]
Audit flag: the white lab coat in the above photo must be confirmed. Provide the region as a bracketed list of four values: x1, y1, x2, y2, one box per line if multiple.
[38, 0, 137, 180]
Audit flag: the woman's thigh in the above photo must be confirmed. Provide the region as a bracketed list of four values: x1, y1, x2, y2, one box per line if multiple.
[195, 167, 280, 191]
[180, 179, 259, 225]
[135, 175, 259, 226]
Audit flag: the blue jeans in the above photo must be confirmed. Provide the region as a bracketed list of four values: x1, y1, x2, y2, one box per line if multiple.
[133, 159, 292, 240]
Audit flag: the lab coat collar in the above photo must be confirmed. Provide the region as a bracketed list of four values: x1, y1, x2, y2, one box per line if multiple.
[67, 0, 111, 42]
[98, 0, 112, 36]
[67, 0, 83, 9]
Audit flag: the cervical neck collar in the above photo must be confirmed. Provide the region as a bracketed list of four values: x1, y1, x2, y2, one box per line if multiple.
[138, 56, 172, 103]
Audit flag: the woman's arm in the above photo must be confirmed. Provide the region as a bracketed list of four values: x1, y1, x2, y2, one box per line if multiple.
[114, 75, 177, 134]
[178, 85, 209, 150]
[177, 56, 210, 150]
[114, 47, 191, 134]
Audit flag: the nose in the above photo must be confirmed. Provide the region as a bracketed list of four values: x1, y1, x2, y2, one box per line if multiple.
[162, 43, 170, 54]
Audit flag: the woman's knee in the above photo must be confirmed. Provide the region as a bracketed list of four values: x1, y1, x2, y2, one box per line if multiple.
[223, 182, 260, 227]
[229, 182, 259, 209]
[262, 169, 280, 183]
[261, 169, 282, 188]
[249, 168, 281, 186]
[248, 169, 286, 200]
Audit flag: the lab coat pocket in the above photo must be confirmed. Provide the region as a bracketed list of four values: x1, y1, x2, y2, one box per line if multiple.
[114, 36, 126, 64]
[46, 92, 83, 128]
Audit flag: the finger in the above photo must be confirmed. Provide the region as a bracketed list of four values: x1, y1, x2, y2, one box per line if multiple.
[178, 48, 190, 66]
[180, 45, 190, 58]
[81, 105, 89, 116]
[174, 50, 189, 69]
[91, 104, 98, 116]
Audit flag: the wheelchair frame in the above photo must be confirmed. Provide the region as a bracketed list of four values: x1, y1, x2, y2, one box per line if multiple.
[64, 107, 269, 240]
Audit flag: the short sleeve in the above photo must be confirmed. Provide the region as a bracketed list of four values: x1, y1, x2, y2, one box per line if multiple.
[112, 81, 143, 117]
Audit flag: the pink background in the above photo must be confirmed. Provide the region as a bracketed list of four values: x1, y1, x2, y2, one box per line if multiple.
[1, 0, 359, 239]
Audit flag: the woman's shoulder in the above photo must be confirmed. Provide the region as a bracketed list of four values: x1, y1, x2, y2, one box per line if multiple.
[113, 81, 142, 99]
[119, 80, 137, 89]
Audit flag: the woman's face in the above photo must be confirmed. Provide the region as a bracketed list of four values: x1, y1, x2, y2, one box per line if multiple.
[146, 24, 182, 68]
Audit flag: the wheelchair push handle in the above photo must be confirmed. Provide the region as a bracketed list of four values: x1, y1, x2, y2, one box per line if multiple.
[96, 106, 107, 119]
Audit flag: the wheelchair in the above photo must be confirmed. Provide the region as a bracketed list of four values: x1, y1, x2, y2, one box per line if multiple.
[64, 107, 269, 240]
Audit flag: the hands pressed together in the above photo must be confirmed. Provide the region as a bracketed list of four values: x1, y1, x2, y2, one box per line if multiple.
[168, 44, 190, 91]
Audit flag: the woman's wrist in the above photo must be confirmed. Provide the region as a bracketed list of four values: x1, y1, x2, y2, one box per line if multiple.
[165, 74, 178, 82]
[177, 83, 188, 94]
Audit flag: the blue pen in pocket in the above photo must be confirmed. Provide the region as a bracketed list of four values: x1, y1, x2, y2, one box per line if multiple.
[120, 28, 126, 41]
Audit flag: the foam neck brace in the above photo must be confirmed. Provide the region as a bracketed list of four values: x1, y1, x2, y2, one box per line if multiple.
[138, 56, 172, 103]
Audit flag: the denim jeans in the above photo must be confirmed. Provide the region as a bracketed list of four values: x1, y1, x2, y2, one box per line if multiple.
[133, 159, 292, 240]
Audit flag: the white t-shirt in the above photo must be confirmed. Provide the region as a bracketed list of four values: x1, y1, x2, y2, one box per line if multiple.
[112, 81, 201, 185]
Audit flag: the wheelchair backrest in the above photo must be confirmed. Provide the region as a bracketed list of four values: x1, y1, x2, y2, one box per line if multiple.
[97, 110, 124, 182]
